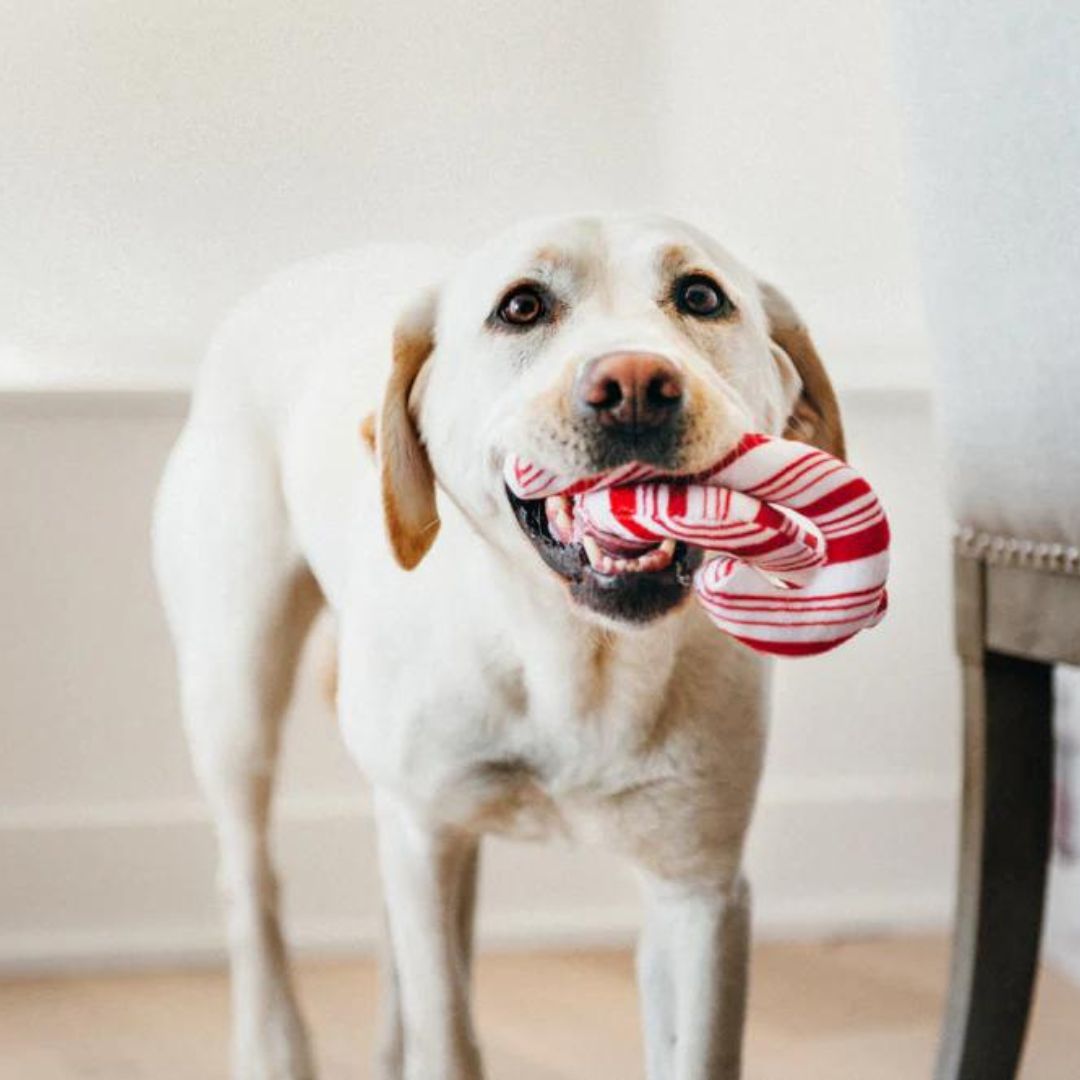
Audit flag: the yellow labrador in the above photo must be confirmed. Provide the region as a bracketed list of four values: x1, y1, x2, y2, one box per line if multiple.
[153, 214, 843, 1080]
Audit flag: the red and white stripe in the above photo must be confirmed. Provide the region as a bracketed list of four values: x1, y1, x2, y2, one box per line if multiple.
[504, 433, 890, 657]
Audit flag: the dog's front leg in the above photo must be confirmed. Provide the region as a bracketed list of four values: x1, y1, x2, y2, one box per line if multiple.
[638, 873, 751, 1080]
[374, 793, 484, 1080]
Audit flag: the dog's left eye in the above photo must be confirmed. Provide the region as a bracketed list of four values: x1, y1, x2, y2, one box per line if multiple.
[673, 274, 733, 319]
[497, 285, 548, 328]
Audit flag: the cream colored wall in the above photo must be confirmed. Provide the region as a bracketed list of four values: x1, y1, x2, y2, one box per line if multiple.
[0, 388, 960, 970]
[1, 0, 666, 383]
[0, 1, 963, 969]
[1, 0, 927, 392]
[659, 0, 932, 390]
[1049, 670, 1080, 983]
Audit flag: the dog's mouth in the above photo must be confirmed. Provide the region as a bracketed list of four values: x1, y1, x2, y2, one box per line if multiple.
[506, 487, 703, 624]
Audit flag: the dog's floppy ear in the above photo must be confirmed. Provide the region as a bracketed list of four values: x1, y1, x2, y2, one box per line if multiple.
[759, 281, 846, 461]
[378, 289, 440, 570]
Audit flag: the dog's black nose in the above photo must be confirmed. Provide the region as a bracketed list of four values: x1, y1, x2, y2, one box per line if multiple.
[576, 352, 684, 435]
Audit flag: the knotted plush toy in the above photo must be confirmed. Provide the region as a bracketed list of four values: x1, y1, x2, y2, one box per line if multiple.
[505, 433, 890, 657]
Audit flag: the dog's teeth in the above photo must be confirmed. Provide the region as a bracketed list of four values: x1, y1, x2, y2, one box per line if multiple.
[583, 535, 603, 568]
[583, 532, 676, 575]
[545, 496, 575, 543]
[652, 538, 677, 570]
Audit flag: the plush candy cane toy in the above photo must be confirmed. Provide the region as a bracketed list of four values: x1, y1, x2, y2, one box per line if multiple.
[505, 433, 890, 657]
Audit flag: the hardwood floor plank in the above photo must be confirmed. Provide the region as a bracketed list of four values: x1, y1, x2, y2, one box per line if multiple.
[0, 938, 1075, 1079]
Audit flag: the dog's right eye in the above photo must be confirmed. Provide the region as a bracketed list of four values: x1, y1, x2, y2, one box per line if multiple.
[496, 285, 548, 328]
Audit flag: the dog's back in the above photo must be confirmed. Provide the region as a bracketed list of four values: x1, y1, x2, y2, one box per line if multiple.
[155, 244, 447, 618]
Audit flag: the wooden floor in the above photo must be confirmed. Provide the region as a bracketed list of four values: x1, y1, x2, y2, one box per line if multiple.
[2, 937, 1077, 1079]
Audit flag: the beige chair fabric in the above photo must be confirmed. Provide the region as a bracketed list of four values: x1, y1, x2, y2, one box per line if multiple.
[891, 1, 1080, 557]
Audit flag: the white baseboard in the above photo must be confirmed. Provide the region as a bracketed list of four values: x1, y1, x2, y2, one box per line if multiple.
[0, 896, 952, 979]
[0, 778, 957, 974]
[0, 910, 641, 976]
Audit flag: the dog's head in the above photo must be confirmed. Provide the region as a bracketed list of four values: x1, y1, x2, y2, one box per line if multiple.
[378, 215, 843, 626]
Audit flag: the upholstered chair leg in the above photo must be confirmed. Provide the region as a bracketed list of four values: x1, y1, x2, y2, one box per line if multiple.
[935, 650, 1055, 1080]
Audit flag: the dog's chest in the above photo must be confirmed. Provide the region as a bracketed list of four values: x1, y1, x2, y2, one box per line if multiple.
[343, 615, 687, 841]
[434, 670, 677, 843]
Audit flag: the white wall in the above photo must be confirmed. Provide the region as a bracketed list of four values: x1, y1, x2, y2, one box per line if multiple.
[0, 0, 929, 391]
[660, 0, 932, 389]
[1, 0, 665, 383]
[0, 388, 960, 970]
[0, 2, 963, 970]
[1049, 670, 1080, 983]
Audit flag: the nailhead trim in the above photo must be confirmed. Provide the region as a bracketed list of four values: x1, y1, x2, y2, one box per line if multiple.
[956, 527, 1080, 575]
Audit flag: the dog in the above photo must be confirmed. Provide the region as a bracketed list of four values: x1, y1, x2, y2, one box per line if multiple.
[153, 213, 843, 1080]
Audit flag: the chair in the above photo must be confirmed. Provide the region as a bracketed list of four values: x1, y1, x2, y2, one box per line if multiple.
[891, 3, 1080, 1077]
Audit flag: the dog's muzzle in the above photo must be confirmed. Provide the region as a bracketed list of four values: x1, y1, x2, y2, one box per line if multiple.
[505, 484, 702, 624]
[573, 351, 687, 471]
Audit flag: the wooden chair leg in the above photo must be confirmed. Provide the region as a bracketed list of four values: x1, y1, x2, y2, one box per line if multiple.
[935, 650, 1055, 1080]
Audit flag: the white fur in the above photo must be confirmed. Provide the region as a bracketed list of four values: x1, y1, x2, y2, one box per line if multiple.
[153, 215, 807, 1080]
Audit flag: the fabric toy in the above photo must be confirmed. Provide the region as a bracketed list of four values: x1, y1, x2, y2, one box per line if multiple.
[505, 433, 890, 656]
